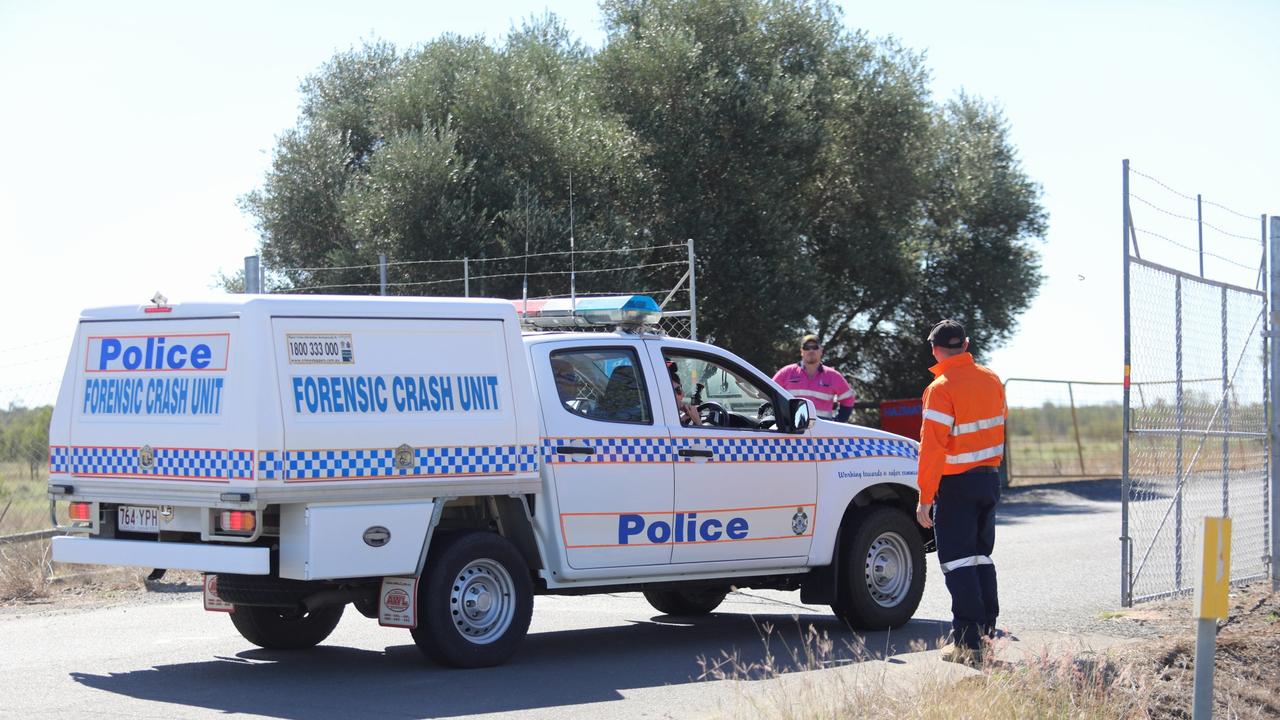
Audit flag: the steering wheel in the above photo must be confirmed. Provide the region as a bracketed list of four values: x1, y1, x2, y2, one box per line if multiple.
[756, 401, 776, 429]
[698, 401, 729, 427]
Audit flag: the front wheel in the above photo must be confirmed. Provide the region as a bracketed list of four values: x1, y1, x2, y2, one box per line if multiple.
[411, 532, 533, 668]
[831, 506, 926, 630]
[229, 604, 345, 650]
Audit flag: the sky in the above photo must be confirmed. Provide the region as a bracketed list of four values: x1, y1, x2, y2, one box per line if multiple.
[1, 0, 1277, 409]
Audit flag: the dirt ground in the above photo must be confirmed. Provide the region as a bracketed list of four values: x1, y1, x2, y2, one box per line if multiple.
[1098, 583, 1280, 719]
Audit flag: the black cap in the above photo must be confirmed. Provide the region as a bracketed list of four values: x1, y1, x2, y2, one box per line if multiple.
[928, 319, 966, 349]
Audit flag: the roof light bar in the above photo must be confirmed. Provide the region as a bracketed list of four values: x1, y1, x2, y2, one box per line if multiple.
[515, 295, 662, 329]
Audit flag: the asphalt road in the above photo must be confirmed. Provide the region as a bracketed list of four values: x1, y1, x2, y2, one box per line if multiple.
[0, 480, 1128, 720]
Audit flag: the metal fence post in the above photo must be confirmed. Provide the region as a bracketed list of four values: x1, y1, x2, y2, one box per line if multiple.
[1122, 159, 1133, 606]
[379, 254, 387, 296]
[1175, 274, 1185, 591]
[1222, 286, 1230, 517]
[687, 239, 697, 342]
[1067, 382, 1087, 476]
[464, 257, 470, 297]
[1270, 215, 1280, 592]
[1197, 194, 1205, 278]
[244, 256, 260, 294]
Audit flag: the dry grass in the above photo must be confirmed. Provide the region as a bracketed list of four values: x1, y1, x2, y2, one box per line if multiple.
[703, 625, 1143, 720]
[707, 584, 1280, 720]
[1104, 585, 1280, 720]
[0, 462, 57, 601]
[0, 538, 53, 601]
[0, 461, 54, 535]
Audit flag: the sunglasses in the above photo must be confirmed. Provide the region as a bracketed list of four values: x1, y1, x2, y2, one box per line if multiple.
[673, 384, 683, 394]
[802, 344, 821, 351]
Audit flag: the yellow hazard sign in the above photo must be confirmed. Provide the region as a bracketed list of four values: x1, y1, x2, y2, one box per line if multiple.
[1195, 516, 1231, 620]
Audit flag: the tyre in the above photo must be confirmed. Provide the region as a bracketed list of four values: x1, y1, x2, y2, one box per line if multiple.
[643, 588, 728, 616]
[411, 531, 533, 668]
[229, 604, 345, 650]
[831, 505, 926, 630]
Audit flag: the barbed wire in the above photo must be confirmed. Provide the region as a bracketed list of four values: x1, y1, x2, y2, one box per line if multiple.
[276, 242, 688, 274]
[1129, 194, 1262, 243]
[466, 243, 687, 263]
[0, 354, 64, 371]
[276, 261, 688, 293]
[0, 336, 73, 355]
[0, 379, 60, 396]
[1132, 227, 1259, 272]
[1129, 165, 1260, 222]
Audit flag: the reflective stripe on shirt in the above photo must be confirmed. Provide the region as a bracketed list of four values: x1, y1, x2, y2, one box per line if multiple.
[923, 409, 955, 427]
[945, 443, 1004, 465]
[952, 413, 1004, 436]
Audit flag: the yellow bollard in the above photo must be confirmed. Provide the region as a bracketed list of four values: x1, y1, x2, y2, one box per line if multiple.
[1192, 516, 1230, 720]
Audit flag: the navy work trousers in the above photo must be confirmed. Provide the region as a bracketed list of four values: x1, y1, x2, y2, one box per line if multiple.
[934, 468, 1000, 649]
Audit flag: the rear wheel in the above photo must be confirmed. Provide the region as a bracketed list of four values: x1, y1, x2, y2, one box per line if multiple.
[411, 531, 533, 668]
[229, 604, 344, 650]
[831, 506, 925, 630]
[643, 588, 728, 616]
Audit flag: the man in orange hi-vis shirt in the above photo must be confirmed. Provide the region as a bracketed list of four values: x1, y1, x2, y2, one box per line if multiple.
[915, 319, 1006, 666]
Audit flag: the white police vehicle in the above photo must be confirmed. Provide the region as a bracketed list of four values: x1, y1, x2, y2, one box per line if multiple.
[48, 294, 927, 668]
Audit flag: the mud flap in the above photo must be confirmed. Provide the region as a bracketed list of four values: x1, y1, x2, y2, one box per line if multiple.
[378, 577, 418, 629]
[203, 574, 234, 613]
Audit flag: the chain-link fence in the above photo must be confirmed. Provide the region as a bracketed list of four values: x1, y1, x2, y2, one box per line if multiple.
[1122, 160, 1271, 605]
[1004, 379, 1122, 484]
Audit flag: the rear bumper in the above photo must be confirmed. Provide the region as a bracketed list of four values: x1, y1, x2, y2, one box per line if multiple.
[52, 536, 270, 575]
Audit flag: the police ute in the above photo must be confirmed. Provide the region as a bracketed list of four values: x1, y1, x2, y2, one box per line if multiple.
[48, 294, 928, 668]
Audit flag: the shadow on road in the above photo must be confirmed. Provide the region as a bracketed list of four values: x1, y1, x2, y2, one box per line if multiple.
[71, 612, 952, 718]
[997, 478, 1119, 524]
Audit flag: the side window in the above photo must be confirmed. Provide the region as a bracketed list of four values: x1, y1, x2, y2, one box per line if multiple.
[549, 348, 652, 424]
[665, 353, 776, 429]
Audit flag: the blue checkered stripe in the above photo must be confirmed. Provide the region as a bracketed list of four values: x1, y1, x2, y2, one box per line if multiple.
[50, 446, 69, 473]
[278, 445, 539, 481]
[258, 451, 285, 481]
[806, 437, 919, 462]
[64, 446, 253, 480]
[689, 437, 811, 462]
[542, 435, 918, 464]
[543, 437, 673, 463]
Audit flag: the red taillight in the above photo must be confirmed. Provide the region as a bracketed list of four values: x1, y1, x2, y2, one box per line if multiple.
[69, 502, 92, 521]
[219, 510, 256, 533]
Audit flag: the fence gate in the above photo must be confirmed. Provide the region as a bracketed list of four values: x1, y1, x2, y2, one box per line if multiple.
[1121, 160, 1272, 605]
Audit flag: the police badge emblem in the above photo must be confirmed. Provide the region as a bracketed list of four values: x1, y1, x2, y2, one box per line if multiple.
[394, 443, 415, 469]
[138, 445, 155, 469]
[791, 507, 809, 535]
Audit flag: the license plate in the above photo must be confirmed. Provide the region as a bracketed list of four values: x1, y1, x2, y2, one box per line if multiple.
[118, 505, 159, 533]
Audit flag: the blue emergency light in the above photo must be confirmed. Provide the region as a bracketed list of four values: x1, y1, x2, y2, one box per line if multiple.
[515, 295, 662, 329]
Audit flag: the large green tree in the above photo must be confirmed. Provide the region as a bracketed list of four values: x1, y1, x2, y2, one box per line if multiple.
[242, 0, 1045, 399]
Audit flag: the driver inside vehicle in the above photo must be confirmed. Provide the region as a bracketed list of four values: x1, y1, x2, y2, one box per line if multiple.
[667, 362, 701, 426]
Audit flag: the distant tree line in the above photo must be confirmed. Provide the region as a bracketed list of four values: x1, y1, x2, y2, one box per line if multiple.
[240, 0, 1047, 398]
[0, 406, 52, 479]
[1008, 402, 1121, 440]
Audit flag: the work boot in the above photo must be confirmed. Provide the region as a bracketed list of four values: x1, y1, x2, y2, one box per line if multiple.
[939, 642, 983, 667]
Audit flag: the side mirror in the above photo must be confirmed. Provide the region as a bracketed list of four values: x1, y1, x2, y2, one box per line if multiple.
[788, 398, 816, 433]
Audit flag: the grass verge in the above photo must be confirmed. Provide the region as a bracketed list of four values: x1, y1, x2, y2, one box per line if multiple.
[710, 584, 1278, 719]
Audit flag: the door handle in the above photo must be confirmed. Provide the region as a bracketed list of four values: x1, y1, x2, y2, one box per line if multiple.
[555, 445, 595, 455]
[678, 448, 714, 458]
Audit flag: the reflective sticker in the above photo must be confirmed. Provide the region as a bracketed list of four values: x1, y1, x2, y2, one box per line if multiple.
[286, 334, 355, 365]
